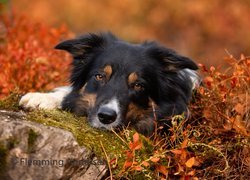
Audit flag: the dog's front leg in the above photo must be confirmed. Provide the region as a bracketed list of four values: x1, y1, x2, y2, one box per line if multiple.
[19, 86, 72, 110]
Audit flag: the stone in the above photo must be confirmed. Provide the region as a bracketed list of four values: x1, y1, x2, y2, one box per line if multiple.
[0, 110, 108, 179]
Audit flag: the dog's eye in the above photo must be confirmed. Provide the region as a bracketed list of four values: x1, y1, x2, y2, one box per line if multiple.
[133, 83, 144, 91]
[95, 74, 104, 81]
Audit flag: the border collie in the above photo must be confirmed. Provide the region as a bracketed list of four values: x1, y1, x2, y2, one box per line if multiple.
[19, 32, 199, 136]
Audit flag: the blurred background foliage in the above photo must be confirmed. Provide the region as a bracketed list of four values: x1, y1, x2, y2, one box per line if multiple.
[0, 0, 250, 96]
[4, 0, 250, 67]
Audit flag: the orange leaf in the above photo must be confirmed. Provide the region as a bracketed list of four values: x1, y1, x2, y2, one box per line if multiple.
[134, 142, 142, 150]
[170, 149, 182, 155]
[150, 157, 160, 163]
[129, 141, 142, 150]
[133, 165, 142, 171]
[142, 161, 150, 167]
[234, 103, 244, 115]
[123, 161, 133, 169]
[185, 157, 195, 168]
[157, 165, 168, 175]
[204, 76, 214, 83]
[129, 132, 142, 150]
[133, 132, 140, 143]
[181, 139, 188, 148]
[204, 76, 214, 88]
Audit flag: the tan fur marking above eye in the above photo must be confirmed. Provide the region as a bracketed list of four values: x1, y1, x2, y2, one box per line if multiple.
[103, 65, 112, 80]
[128, 72, 138, 85]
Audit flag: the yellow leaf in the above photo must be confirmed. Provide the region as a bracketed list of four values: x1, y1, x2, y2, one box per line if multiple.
[185, 157, 195, 168]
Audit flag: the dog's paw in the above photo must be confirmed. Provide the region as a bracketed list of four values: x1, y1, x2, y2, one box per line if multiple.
[19, 92, 62, 110]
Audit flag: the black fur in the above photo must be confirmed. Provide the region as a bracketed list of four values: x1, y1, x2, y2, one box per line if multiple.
[55, 32, 198, 136]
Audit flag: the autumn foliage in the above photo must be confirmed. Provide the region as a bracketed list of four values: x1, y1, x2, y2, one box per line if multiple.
[11, 0, 250, 67]
[0, 14, 72, 98]
[197, 55, 250, 136]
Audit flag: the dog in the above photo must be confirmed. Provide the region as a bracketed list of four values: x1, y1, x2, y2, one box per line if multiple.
[19, 32, 199, 136]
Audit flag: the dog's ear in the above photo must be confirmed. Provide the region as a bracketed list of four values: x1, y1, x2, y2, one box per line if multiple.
[55, 33, 117, 90]
[55, 33, 106, 57]
[145, 43, 198, 71]
[55, 34, 106, 90]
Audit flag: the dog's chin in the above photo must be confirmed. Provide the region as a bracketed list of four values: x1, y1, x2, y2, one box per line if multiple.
[88, 116, 122, 130]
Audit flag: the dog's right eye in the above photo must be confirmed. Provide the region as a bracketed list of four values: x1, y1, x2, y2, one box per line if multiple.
[95, 74, 104, 81]
[133, 83, 145, 91]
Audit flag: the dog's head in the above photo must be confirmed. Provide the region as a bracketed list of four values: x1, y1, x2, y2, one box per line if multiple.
[55, 33, 198, 136]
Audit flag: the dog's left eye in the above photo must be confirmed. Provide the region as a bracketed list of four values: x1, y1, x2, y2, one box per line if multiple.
[95, 74, 105, 81]
[133, 83, 144, 91]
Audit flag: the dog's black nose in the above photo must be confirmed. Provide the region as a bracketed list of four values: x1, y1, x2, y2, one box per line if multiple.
[97, 107, 117, 124]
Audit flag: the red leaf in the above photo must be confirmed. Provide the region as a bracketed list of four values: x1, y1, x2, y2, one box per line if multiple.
[123, 161, 133, 169]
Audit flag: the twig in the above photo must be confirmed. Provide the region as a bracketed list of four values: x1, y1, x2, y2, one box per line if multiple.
[111, 129, 129, 147]
[151, 101, 159, 141]
[188, 142, 229, 173]
[100, 141, 113, 180]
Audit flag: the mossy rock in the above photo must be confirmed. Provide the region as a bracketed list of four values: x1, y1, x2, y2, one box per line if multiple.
[0, 94, 156, 178]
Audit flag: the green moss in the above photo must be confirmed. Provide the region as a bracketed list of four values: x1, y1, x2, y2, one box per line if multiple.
[0, 142, 7, 175]
[28, 129, 39, 153]
[27, 110, 127, 162]
[0, 93, 20, 111]
[26, 109, 165, 177]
